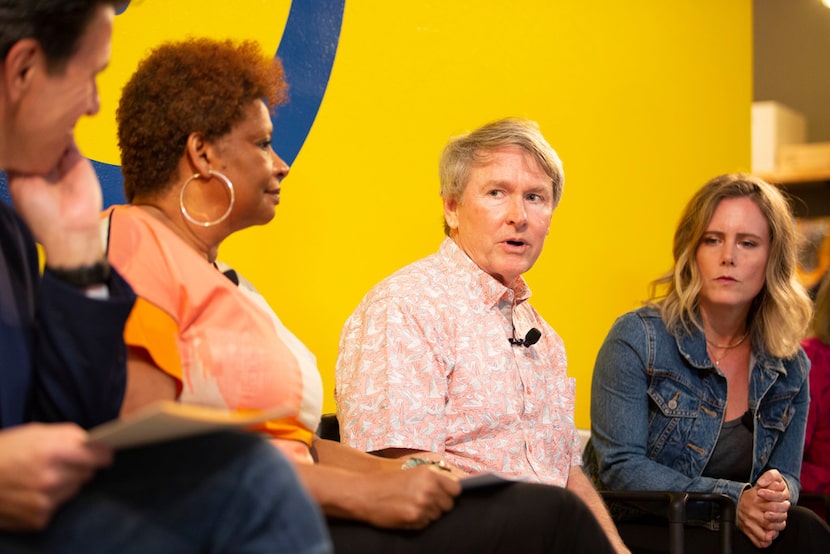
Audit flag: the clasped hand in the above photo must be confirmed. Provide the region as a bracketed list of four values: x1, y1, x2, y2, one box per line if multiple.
[737, 469, 790, 548]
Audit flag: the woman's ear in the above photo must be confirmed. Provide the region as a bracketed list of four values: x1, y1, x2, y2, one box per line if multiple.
[184, 132, 211, 176]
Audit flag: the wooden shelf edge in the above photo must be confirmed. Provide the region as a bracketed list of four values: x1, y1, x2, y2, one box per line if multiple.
[755, 168, 830, 185]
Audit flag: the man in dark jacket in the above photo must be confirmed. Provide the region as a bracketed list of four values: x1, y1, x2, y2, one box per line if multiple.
[0, 2, 330, 551]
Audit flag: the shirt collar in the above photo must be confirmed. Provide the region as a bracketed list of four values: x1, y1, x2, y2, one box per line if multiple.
[438, 238, 533, 307]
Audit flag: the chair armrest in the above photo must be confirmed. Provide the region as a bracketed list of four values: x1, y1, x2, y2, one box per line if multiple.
[600, 490, 735, 554]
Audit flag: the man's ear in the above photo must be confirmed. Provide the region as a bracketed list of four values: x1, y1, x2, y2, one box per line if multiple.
[443, 196, 460, 231]
[184, 132, 212, 176]
[3, 39, 42, 103]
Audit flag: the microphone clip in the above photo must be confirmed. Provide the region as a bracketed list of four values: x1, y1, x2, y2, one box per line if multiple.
[509, 327, 542, 347]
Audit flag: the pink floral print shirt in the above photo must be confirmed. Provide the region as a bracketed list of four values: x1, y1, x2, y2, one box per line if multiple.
[336, 238, 581, 486]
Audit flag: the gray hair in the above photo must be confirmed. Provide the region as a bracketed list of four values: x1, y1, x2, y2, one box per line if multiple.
[439, 117, 563, 235]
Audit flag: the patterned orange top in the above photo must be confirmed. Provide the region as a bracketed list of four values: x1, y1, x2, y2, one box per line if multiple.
[336, 238, 581, 486]
[105, 205, 322, 463]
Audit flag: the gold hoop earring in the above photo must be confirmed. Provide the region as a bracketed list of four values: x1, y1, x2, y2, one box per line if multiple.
[179, 170, 235, 227]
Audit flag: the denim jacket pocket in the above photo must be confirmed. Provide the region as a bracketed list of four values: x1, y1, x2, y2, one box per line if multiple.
[647, 373, 702, 458]
[754, 386, 798, 470]
[757, 388, 797, 433]
[649, 372, 701, 415]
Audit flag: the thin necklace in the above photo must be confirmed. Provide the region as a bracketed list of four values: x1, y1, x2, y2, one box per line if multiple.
[705, 332, 749, 350]
[706, 333, 748, 367]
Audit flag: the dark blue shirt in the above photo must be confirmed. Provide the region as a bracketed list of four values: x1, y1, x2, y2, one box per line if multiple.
[0, 204, 135, 429]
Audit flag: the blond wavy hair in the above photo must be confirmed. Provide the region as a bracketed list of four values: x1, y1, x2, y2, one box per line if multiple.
[649, 173, 812, 358]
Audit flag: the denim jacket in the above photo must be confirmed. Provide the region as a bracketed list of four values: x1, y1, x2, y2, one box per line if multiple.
[584, 307, 809, 521]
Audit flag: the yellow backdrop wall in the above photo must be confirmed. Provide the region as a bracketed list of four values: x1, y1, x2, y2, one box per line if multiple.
[78, 0, 752, 427]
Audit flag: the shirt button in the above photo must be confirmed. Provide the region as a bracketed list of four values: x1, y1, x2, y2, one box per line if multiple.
[668, 399, 678, 410]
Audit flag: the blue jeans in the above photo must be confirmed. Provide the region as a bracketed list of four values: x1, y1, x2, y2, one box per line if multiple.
[0, 431, 332, 553]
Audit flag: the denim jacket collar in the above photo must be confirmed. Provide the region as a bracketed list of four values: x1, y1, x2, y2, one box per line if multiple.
[674, 322, 788, 379]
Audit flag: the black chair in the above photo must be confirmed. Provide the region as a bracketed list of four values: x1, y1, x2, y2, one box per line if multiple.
[599, 490, 735, 554]
[317, 412, 340, 442]
[320, 412, 736, 552]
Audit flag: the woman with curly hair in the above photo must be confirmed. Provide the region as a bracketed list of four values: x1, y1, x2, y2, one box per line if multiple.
[106, 37, 618, 553]
[583, 174, 830, 552]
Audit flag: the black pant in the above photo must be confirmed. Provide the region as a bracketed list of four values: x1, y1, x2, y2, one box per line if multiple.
[616, 505, 830, 554]
[327, 481, 615, 553]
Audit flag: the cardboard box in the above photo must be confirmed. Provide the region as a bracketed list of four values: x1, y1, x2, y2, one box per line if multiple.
[778, 142, 830, 174]
[751, 101, 807, 174]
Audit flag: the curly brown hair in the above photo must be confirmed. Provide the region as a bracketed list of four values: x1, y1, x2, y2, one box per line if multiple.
[117, 38, 287, 201]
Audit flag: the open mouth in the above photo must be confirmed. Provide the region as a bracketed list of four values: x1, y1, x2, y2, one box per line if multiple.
[506, 240, 525, 246]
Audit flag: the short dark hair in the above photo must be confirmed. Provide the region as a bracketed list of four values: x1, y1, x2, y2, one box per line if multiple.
[117, 38, 288, 201]
[0, 0, 119, 73]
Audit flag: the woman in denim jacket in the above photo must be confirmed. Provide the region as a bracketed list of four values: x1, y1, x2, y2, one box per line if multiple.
[584, 174, 830, 552]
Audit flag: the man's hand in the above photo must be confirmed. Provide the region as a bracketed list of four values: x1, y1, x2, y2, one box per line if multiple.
[737, 469, 790, 548]
[0, 423, 113, 531]
[7, 141, 105, 268]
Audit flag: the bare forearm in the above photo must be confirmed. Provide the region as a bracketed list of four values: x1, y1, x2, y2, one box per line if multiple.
[311, 437, 399, 472]
[567, 467, 630, 554]
[41, 229, 105, 268]
[295, 462, 372, 521]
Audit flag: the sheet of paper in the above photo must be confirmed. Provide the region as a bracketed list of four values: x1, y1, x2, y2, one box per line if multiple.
[87, 401, 288, 450]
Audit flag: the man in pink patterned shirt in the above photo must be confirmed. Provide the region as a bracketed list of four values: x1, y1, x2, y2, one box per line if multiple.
[336, 118, 628, 552]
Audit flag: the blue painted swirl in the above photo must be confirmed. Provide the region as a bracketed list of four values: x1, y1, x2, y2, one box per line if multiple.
[1, 0, 345, 207]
